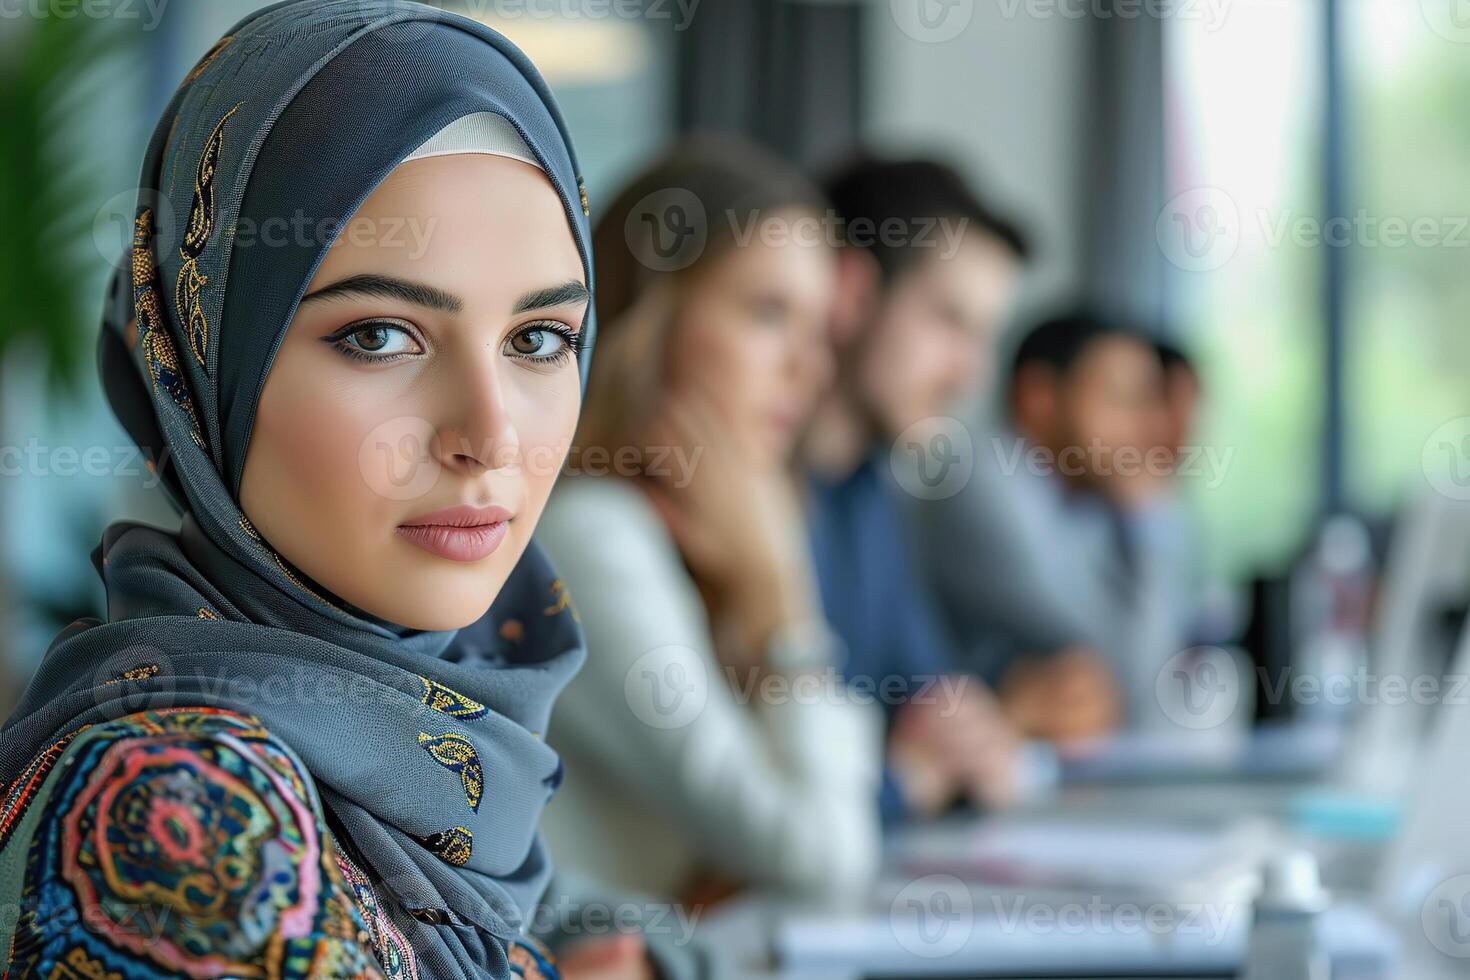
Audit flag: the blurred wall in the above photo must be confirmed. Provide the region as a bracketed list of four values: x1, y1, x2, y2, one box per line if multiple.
[864, 3, 1092, 317]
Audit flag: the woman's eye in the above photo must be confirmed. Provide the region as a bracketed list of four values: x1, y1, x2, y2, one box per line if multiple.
[330, 320, 421, 361]
[506, 322, 579, 364]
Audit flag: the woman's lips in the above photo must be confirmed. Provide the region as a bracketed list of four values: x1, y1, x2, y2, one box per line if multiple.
[396, 503, 512, 562]
[396, 522, 507, 562]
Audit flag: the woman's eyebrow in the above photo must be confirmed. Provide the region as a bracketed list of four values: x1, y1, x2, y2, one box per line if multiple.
[300, 273, 464, 312]
[512, 279, 589, 314]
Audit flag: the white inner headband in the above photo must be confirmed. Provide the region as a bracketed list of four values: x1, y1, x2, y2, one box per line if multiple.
[402, 111, 543, 171]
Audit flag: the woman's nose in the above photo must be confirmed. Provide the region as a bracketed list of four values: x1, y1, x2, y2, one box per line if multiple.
[434, 357, 520, 473]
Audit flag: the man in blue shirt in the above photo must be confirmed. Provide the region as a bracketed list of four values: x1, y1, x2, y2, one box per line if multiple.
[804, 157, 1120, 824]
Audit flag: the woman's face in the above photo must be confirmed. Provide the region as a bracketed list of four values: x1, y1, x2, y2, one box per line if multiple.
[663, 207, 837, 465]
[240, 154, 587, 630]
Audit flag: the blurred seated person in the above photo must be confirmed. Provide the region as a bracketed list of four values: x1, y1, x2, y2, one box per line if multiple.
[909, 311, 1194, 734]
[536, 137, 882, 910]
[1156, 340, 1202, 468]
[1146, 339, 1209, 640]
[802, 156, 1030, 822]
[533, 870, 719, 980]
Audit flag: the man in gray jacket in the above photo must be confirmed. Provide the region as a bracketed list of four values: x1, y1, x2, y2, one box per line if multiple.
[906, 312, 1200, 732]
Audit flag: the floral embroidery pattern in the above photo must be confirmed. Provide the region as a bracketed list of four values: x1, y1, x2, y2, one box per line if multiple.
[101, 663, 159, 686]
[176, 103, 240, 372]
[335, 848, 418, 980]
[0, 727, 90, 851]
[411, 684, 489, 869]
[59, 737, 322, 973]
[543, 579, 578, 622]
[2, 709, 384, 980]
[418, 676, 488, 720]
[416, 732, 484, 813]
[412, 826, 473, 868]
[132, 209, 205, 448]
[44, 945, 124, 980]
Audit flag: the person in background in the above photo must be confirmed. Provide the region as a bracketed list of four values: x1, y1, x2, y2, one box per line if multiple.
[802, 156, 1031, 823]
[915, 311, 1191, 733]
[1156, 340, 1202, 470]
[1147, 339, 1210, 646]
[536, 136, 882, 910]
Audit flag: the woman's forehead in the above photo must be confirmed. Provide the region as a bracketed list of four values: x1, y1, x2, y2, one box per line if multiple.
[324, 155, 582, 274]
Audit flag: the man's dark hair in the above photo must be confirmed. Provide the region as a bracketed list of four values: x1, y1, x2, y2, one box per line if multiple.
[1154, 338, 1197, 378]
[1007, 311, 1162, 392]
[821, 155, 1030, 281]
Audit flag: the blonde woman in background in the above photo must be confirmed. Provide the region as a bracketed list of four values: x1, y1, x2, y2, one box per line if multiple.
[536, 137, 882, 909]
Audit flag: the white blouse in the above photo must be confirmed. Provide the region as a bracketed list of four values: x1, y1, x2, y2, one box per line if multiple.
[536, 475, 883, 908]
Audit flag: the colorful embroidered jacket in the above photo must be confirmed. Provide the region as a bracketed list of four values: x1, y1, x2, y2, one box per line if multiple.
[0, 708, 556, 980]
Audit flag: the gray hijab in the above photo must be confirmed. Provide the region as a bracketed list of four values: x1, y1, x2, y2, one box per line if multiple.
[0, 2, 596, 976]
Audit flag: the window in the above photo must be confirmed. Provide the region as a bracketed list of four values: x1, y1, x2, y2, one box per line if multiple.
[1343, 0, 1470, 515]
[1163, 0, 1325, 580]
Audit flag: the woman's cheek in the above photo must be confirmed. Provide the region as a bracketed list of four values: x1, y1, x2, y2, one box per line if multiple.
[513, 373, 581, 506]
[288, 393, 402, 546]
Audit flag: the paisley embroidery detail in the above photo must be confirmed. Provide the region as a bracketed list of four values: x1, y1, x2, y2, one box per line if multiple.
[176, 102, 241, 372]
[198, 606, 221, 620]
[416, 732, 483, 813]
[543, 578, 578, 622]
[413, 827, 472, 867]
[1, 710, 382, 980]
[132, 209, 205, 448]
[57, 738, 322, 974]
[577, 175, 590, 217]
[335, 848, 418, 980]
[0, 726, 90, 851]
[46, 945, 123, 980]
[418, 676, 488, 720]
[102, 663, 160, 686]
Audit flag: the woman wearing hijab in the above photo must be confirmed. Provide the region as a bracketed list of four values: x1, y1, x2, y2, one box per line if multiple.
[534, 138, 883, 909]
[0, 2, 604, 977]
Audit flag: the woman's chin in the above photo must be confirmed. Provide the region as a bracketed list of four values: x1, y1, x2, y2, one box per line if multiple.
[371, 590, 495, 632]
[323, 557, 495, 632]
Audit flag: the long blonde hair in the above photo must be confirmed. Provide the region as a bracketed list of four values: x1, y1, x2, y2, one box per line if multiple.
[572, 135, 827, 469]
